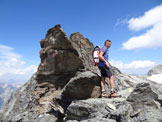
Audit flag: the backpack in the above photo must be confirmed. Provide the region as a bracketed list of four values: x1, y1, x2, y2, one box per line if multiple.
[92, 46, 100, 65]
[92, 46, 107, 65]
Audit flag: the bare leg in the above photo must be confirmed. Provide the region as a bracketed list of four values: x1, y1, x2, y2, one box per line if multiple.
[109, 75, 120, 97]
[101, 77, 105, 90]
[109, 75, 114, 89]
[100, 77, 109, 97]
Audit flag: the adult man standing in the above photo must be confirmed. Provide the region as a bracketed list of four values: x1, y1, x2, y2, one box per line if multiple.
[98, 40, 118, 98]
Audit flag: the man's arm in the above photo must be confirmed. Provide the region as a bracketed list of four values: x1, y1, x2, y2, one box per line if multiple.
[99, 51, 110, 68]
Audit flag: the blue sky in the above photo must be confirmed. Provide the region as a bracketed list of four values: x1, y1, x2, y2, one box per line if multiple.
[0, 0, 162, 83]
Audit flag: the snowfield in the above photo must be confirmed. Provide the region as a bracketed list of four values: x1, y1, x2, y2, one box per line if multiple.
[147, 74, 162, 84]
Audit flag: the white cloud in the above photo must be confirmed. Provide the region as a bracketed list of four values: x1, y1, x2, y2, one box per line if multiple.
[0, 45, 22, 60]
[114, 18, 128, 28]
[0, 44, 38, 84]
[128, 4, 162, 31]
[122, 4, 162, 50]
[110, 60, 156, 75]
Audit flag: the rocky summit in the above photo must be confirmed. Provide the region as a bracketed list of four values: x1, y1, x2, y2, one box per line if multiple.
[0, 24, 162, 122]
[148, 64, 162, 76]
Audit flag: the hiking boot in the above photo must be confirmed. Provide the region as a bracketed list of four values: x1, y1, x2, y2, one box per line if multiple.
[101, 90, 109, 98]
[110, 89, 121, 98]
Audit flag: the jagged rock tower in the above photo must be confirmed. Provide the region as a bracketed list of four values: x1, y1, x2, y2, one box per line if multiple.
[0, 24, 102, 121]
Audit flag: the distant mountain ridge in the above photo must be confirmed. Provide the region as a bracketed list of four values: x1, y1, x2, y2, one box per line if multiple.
[148, 64, 162, 76]
[0, 82, 21, 109]
[146, 64, 162, 84]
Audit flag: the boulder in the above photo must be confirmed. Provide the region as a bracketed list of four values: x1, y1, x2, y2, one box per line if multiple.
[65, 98, 126, 121]
[126, 82, 162, 122]
[54, 71, 101, 114]
[127, 82, 158, 103]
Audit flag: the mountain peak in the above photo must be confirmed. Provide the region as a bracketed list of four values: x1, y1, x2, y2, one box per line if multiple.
[1, 25, 162, 122]
[148, 64, 162, 76]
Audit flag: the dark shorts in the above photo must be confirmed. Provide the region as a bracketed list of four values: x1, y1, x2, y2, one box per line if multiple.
[98, 66, 113, 78]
